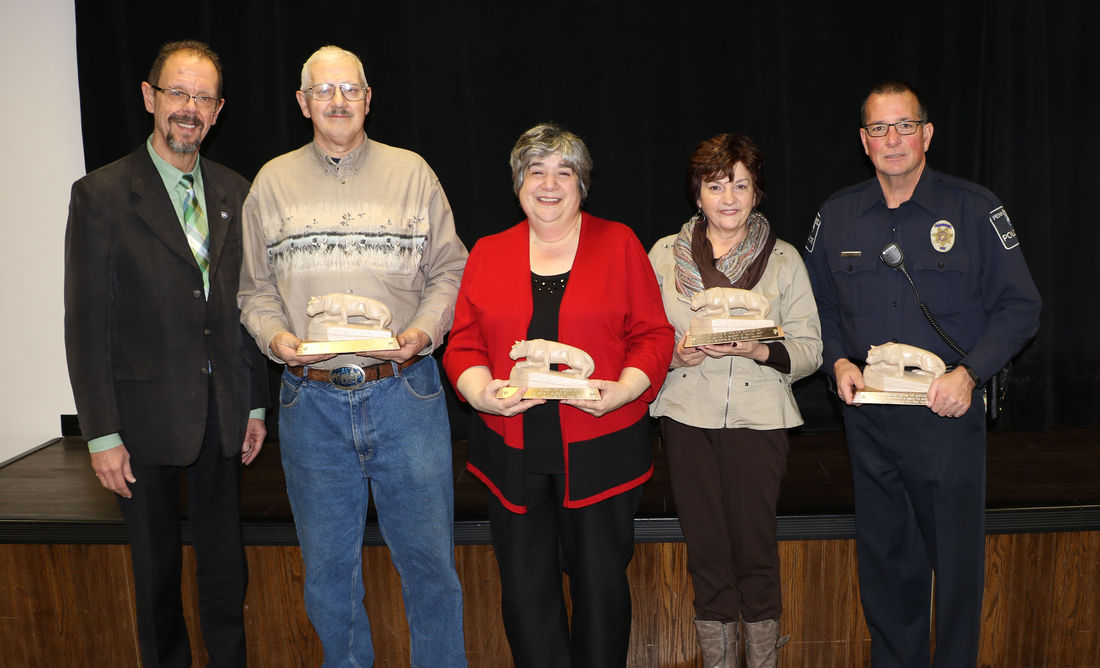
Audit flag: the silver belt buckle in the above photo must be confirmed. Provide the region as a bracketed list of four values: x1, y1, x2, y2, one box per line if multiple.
[329, 365, 367, 390]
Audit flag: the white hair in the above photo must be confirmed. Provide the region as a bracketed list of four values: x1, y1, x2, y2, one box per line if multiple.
[300, 45, 367, 90]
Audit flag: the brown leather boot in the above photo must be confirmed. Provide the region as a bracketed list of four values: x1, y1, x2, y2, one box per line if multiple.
[694, 619, 729, 668]
[743, 618, 790, 668]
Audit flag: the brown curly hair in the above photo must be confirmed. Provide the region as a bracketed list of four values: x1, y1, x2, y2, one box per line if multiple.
[685, 133, 765, 207]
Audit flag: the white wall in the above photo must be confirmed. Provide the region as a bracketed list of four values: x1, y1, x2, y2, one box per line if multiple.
[0, 1, 84, 464]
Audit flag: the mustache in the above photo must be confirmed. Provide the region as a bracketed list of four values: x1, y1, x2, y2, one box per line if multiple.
[168, 110, 204, 129]
[324, 107, 353, 118]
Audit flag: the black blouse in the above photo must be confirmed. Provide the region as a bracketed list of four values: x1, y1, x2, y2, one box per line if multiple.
[522, 271, 569, 473]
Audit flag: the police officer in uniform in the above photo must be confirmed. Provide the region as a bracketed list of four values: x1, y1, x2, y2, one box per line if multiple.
[803, 81, 1040, 667]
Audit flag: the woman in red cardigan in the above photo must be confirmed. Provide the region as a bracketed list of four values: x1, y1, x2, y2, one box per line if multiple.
[443, 123, 672, 667]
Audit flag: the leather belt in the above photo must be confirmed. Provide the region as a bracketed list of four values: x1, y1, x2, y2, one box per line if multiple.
[288, 357, 420, 390]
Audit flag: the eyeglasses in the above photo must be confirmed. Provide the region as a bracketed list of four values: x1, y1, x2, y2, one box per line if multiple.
[149, 84, 221, 111]
[303, 82, 369, 102]
[862, 120, 926, 137]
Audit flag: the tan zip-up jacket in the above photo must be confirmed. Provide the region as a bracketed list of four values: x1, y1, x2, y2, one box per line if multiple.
[648, 235, 822, 430]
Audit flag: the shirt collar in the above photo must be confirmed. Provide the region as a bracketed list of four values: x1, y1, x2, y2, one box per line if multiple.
[309, 136, 371, 176]
[146, 135, 202, 193]
[856, 165, 937, 216]
[906, 167, 940, 215]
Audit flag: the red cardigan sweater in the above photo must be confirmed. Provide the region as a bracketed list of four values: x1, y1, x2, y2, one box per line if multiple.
[443, 214, 673, 510]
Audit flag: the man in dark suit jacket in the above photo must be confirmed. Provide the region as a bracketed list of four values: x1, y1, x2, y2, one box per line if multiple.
[64, 41, 266, 668]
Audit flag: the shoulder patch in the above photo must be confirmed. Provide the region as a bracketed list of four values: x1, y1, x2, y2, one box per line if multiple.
[988, 206, 1019, 250]
[805, 212, 822, 253]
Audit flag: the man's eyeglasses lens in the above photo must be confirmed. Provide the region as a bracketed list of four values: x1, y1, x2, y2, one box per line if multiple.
[151, 85, 219, 111]
[864, 121, 924, 137]
[306, 83, 368, 101]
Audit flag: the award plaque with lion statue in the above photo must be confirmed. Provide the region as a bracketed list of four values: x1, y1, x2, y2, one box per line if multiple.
[684, 286, 785, 347]
[295, 293, 401, 355]
[495, 339, 601, 400]
[853, 342, 947, 405]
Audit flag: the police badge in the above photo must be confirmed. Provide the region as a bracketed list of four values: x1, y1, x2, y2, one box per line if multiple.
[930, 220, 955, 252]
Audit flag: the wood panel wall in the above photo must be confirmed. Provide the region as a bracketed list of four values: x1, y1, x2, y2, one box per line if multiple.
[1, 533, 1097, 667]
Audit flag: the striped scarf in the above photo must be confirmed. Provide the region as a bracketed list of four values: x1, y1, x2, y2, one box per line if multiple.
[673, 210, 775, 297]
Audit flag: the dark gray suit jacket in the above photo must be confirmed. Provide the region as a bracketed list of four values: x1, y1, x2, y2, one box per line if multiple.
[64, 145, 266, 466]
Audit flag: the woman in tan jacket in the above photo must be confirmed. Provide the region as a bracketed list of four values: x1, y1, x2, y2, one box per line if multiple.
[648, 134, 822, 668]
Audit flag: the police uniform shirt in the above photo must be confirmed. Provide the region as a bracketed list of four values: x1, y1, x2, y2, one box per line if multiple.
[803, 166, 1041, 383]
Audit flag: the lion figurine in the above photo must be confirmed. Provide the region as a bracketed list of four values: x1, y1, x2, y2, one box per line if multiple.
[508, 339, 596, 384]
[689, 287, 771, 320]
[305, 293, 392, 341]
[865, 342, 946, 377]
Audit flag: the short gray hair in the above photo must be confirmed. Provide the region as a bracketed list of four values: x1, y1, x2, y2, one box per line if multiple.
[509, 124, 593, 201]
[861, 80, 928, 126]
[300, 45, 367, 90]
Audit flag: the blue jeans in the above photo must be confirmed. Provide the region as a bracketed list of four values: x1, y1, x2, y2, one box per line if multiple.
[279, 357, 466, 668]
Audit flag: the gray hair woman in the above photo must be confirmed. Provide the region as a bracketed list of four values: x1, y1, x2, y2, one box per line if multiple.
[648, 133, 822, 667]
[444, 123, 673, 666]
[508, 123, 594, 200]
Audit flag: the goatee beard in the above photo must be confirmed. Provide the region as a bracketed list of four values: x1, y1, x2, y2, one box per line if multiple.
[167, 111, 204, 154]
[167, 134, 200, 154]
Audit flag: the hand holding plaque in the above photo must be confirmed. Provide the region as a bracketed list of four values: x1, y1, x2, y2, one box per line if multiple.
[496, 339, 601, 400]
[296, 293, 400, 355]
[854, 342, 946, 405]
[684, 287, 784, 347]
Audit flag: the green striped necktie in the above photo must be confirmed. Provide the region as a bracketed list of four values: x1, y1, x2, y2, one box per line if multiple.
[180, 173, 210, 295]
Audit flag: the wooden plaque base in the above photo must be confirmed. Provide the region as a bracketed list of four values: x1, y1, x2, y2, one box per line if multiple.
[685, 326, 785, 347]
[495, 386, 601, 400]
[297, 338, 400, 355]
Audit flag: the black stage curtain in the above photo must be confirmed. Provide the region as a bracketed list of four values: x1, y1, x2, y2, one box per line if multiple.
[74, 1, 1099, 431]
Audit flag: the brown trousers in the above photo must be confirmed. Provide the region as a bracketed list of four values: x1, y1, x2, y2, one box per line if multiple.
[661, 418, 789, 623]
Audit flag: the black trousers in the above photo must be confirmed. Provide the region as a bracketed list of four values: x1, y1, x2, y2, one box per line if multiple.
[661, 418, 789, 623]
[118, 393, 247, 668]
[488, 473, 642, 668]
[843, 396, 986, 668]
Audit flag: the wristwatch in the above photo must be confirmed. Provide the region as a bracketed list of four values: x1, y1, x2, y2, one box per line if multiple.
[960, 364, 980, 385]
